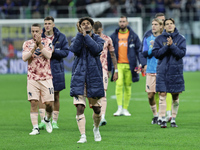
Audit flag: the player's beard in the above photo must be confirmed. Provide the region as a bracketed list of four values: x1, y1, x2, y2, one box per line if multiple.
[86, 30, 91, 34]
[120, 26, 127, 31]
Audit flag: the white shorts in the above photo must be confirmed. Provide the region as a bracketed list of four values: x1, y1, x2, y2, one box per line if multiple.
[146, 74, 156, 93]
[73, 84, 101, 108]
[27, 79, 54, 103]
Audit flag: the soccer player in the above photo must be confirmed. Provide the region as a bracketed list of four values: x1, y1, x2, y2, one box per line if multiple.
[152, 18, 186, 128]
[142, 18, 163, 124]
[141, 13, 172, 122]
[22, 23, 54, 135]
[110, 15, 145, 116]
[93, 21, 118, 126]
[69, 17, 105, 143]
[38, 16, 69, 129]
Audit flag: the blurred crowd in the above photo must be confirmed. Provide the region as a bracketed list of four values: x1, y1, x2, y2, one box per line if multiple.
[0, 0, 199, 20]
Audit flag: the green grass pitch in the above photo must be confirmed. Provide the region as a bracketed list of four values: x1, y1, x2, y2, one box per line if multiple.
[0, 72, 199, 150]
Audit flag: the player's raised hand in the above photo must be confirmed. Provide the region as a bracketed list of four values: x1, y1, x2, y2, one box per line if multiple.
[167, 36, 173, 46]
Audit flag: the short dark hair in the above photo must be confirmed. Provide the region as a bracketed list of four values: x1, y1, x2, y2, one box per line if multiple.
[32, 23, 41, 28]
[120, 15, 128, 21]
[93, 21, 102, 30]
[163, 18, 175, 26]
[79, 17, 94, 26]
[44, 16, 54, 22]
[155, 13, 165, 18]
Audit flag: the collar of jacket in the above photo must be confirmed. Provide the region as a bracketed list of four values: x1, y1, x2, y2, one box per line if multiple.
[162, 27, 179, 38]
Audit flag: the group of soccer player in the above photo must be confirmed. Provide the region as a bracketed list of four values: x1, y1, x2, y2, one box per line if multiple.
[22, 13, 186, 143]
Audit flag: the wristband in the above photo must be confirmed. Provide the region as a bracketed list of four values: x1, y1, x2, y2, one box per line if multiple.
[115, 69, 118, 73]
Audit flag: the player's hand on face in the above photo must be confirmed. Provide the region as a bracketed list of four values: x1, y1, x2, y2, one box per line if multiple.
[35, 33, 41, 46]
[77, 22, 83, 34]
[81, 26, 86, 36]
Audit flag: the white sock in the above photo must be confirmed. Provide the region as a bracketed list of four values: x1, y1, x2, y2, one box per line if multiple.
[33, 125, 38, 129]
[162, 117, 166, 122]
[166, 110, 171, 117]
[118, 105, 122, 110]
[52, 120, 57, 123]
[101, 114, 105, 120]
[171, 117, 176, 123]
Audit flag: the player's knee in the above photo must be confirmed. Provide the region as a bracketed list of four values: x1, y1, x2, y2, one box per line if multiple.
[148, 92, 154, 99]
[76, 104, 85, 115]
[54, 92, 60, 102]
[159, 92, 167, 97]
[30, 100, 38, 109]
[45, 101, 53, 109]
[92, 106, 101, 114]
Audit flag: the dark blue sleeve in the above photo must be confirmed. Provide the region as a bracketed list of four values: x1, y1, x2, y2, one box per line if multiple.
[84, 34, 104, 57]
[69, 33, 83, 55]
[52, 34, 69, 59]
[170, 37, 186, 59]
[152, 38, 168, 59]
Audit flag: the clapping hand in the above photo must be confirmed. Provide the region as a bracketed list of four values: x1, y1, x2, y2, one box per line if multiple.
[167, 36, 173, 46]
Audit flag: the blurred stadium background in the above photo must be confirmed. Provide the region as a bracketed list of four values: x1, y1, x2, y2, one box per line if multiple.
[0, 0, 200, 74]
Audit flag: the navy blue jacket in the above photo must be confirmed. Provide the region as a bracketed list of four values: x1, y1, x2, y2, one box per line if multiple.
[109, 26, 145, 82]
[42, 27, 69, 91]
[69, 33, 105, 98]
[152, 28, 186, 93]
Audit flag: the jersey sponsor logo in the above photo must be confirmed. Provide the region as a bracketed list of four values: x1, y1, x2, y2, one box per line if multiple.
[119, 42, 127, 47]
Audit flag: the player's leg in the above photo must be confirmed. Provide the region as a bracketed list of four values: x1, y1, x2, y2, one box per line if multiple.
[29, 100, 40, 135]
[89, 98, 102, 142]
[114, 64, 124, 116]
[100, 70, 108, 126]
[99, 92, 107, 126]
[74, 88, 87, 143]
[148, 92, 158, 124]
[146, 74, 158, 124]
[41, 79, 54, 133]
[155, 92, 159, 112]
[123, 65, 132, 116]
[166, 93, 172, 122]
[52, 91, 60, 129]
[170, 93, 179, 127]
[159, 92, 167, 128]
[38, 97, 46, 130]
[27, 80, 40, 135]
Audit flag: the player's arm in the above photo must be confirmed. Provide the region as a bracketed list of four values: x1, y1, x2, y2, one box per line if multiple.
[108, 37, 118, 81]
[169, 36, 186, 59]
[51, 34, 69, 59]
[22, 41, 37, 62]
[152, 37, 168, 59]
[142, 37, 148, 58]
[41, 40, 53, 59]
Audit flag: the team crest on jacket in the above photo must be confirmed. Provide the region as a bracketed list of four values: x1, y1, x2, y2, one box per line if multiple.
[129, 44, 135, 48]
[163, 42, 167, 46]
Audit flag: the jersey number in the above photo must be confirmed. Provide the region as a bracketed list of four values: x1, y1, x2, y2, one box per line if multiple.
[48, 88, 54, 94]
